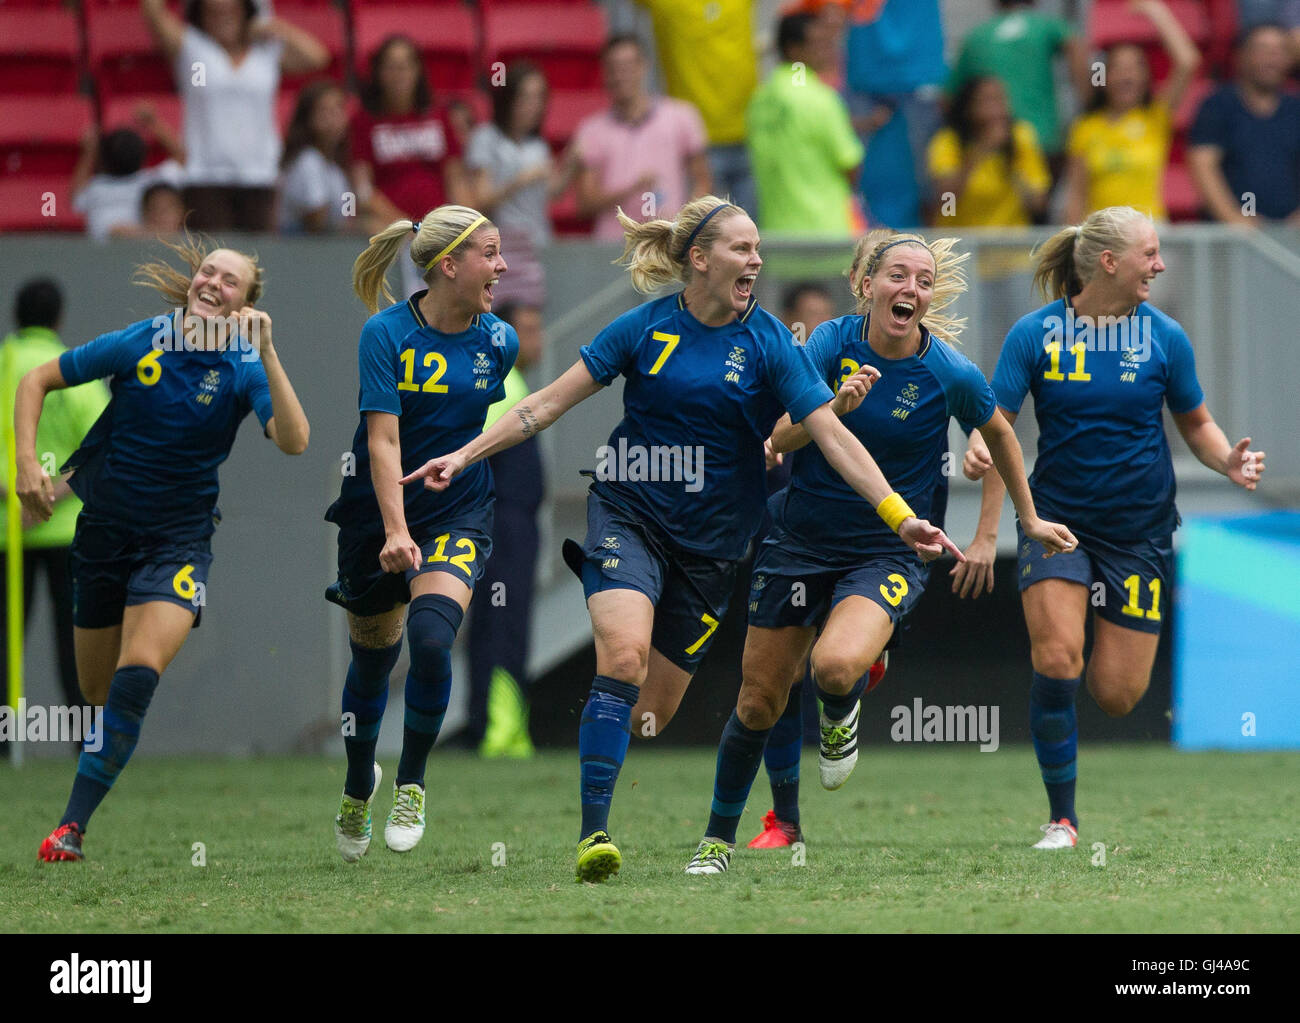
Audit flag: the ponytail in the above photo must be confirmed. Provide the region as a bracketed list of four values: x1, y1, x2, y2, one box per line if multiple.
[1033, 206, 1152, 301]
[615, 195, 744, 294]
[352, 204, 494, 313]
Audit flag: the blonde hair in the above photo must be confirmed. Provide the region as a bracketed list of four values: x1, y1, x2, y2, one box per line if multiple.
[847, 229, 968, 344]
[1032, 206, 1152, 301]
[133, 231, 263, 308]
[614, 195, 745, 294]
[351, 204, 493, 313]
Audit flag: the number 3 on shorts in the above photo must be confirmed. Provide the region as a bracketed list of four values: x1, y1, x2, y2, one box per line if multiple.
[172, 564, 197, 601]
[879, 573, 908, 607]
[684, 613, 719, 656]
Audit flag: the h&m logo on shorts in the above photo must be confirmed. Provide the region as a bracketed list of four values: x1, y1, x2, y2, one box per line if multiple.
[600, 536, 620, 570]
[195, 368, 221, 406]
[723, 345, 747, 384]
[473, 351, 493, 390]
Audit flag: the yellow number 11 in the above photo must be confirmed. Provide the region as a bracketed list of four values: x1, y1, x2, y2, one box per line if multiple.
[1121, 574, 1161, 621]
[1044, 342, 1091, 382]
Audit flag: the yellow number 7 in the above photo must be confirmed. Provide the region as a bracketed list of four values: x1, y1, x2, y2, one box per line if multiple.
[648, 331, 679, 375]
[684, 612, 719, 656]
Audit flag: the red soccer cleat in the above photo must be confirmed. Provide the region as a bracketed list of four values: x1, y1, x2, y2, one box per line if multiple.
[747, 810, 803, 849]
[865, 650, 889, 693]
[38, 822, 85, 862]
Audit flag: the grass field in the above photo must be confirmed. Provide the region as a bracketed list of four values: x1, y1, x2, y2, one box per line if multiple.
[2, 745, 1297, 933]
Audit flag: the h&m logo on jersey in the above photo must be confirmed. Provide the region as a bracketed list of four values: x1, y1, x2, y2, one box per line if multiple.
[723, 345, 747, 384]
[891, 381, 920, 420]
[600, 535, 620, 570]
[472, 351, 493, 390]
[1119, 348, 1141, 383]
[195, 368, 221, 406]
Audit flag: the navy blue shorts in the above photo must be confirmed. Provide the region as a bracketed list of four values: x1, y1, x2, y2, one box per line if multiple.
[747, 541, 928, 630]
[562, 487, 736, 673]
[1017, 521, 1173, 634]
[326, 506, 494, 618]
[70, 517, 212, 629]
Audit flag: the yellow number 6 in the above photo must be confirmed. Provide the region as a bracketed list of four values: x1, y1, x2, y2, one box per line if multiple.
[137, 348, 163, 386]
[172, 564, 197, 601]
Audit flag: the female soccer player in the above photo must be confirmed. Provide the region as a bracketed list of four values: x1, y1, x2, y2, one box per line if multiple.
[325, 205, 517, 861]
[401, 196, 963, 883]
[962, 206, 1265, 849]
[17, 238, 310, 861]
[683, 230, 1077, 875]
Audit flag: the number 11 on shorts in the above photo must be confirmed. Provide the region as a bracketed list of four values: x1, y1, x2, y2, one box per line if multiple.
[684, 613, 718, 656]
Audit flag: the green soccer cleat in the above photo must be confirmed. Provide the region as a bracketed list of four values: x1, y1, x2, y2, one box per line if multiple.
[684, 839, 733, 876]
[334, 763, 381, 863]
[575, 830, 621, 883]
[480, 668, 534, 760]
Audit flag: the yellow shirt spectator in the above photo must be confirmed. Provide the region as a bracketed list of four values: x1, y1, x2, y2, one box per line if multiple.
[928, 121, 1050, 227]
[635, 0, 757, 145]
[1067, 102, 1171, 221]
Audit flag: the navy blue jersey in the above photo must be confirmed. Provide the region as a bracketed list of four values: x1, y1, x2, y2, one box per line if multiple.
[992, 299, 1204, 541]
[580, 292, 832, 561]
[326, 292, 519, 539]
[58, 313, 273, 539]
[779, 315, 995, 567]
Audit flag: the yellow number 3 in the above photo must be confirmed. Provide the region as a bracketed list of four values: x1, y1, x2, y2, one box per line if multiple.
[136, 348, 163, 386]
[879, 573, 909, 607]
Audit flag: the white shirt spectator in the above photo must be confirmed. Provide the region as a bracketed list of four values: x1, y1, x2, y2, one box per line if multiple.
[278, 147, 349, 232]
[74, 161, 184, 241]
[464, 123, 552, 248]
[177, 25, 283, 186]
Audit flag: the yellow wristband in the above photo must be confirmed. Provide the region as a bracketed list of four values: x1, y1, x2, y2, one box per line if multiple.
[876, 492, 915, 534]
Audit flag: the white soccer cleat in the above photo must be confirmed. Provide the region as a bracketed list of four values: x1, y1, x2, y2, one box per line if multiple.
[1032, 819, 1078, 849]
[334, 763, 381, 862]
[818, 701, 860, 790]
[384, 782, 427, 853]
[684, 839, 733, 876]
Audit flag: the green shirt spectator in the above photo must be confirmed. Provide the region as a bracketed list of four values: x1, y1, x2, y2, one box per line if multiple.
[1, 326, 109, 549]
[948, 2, 1089, 157]
[748, 26, 864, 239]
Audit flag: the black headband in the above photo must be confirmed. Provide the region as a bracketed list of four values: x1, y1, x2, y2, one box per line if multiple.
[677, 203, 733, 261]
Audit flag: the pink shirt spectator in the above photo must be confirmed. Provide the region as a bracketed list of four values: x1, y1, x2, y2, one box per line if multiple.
[573, 98, 707, 240]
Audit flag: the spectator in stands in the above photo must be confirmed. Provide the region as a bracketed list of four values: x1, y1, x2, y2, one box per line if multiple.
[464, 301, 546, 759]
[141, 0, 330, 232]
[71, 107, 185, 242]
[468, 63, 569, 311]
[278, 80, 352, 234]
[747, 12, 863, 238]
[947, 1, 1091, 177]
[350, 34, 470, 234]
[928, 75, 1050, 227]
[844, 0, 947, 228]
[1063, 0, 1199, 224]
[633, 0, 759, 215]
[139, 183, 186, 236]
[572, 35, 711, 241]
[0, 280, 110, 760]
[1189, 23, 1300, 226]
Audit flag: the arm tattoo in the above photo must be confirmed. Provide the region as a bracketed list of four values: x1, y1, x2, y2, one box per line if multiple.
[515, 405, 540, 438]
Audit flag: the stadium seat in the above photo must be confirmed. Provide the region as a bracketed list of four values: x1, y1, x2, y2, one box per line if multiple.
[543, 88, 606, 152]
[0, 9, 81, 95]
[549, 189, 591, 237]
[483, 3, 607, 90]
[1172, 75, 1213, 135]
[352, 4, 478, 94]
[0, 95, 93, 177]
[1164, 162, 1202, 222]
[0, 176, 85, 233]
[276, 2, 348, 92]
[86, 6, 177, 99]
[1089, 0, 1211, 50]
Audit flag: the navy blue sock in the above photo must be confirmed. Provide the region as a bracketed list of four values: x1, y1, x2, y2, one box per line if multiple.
[61, 665, 160, 830]
[578, 675, 638, 838]
[397, 594, 462, 788]
[706, 711, 771, 845]
[815, 671, 869, 722]
[1029, 672, 1080, 827]
[765, 681, 803, 825]
[342, 638, 401, 799]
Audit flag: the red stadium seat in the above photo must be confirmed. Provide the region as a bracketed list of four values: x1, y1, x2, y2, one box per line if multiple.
[0, 9, 81, 95]
[0, 95, 93, 176]
[1172, 75, 1213, 134]
[86, 6, 177, 99]
[276, 3, 348, 93]
[352, 4, 479, 94]
[1090, 0, 1211, 49]
[484, 3, 607, 90]
[0, 176, 85, 233]
[549, 188, 591, 237]
[1164, 161, 1202, 222]
[543, 88, 606, 152]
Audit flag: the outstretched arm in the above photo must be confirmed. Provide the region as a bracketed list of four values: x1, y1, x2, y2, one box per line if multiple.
[769, 364, 879, 453]
[400, 359, 603, 490]
[1173, 403, 1265, 489]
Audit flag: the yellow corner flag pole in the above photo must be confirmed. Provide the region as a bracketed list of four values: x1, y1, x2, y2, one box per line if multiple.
[3, 342, 24, 768]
